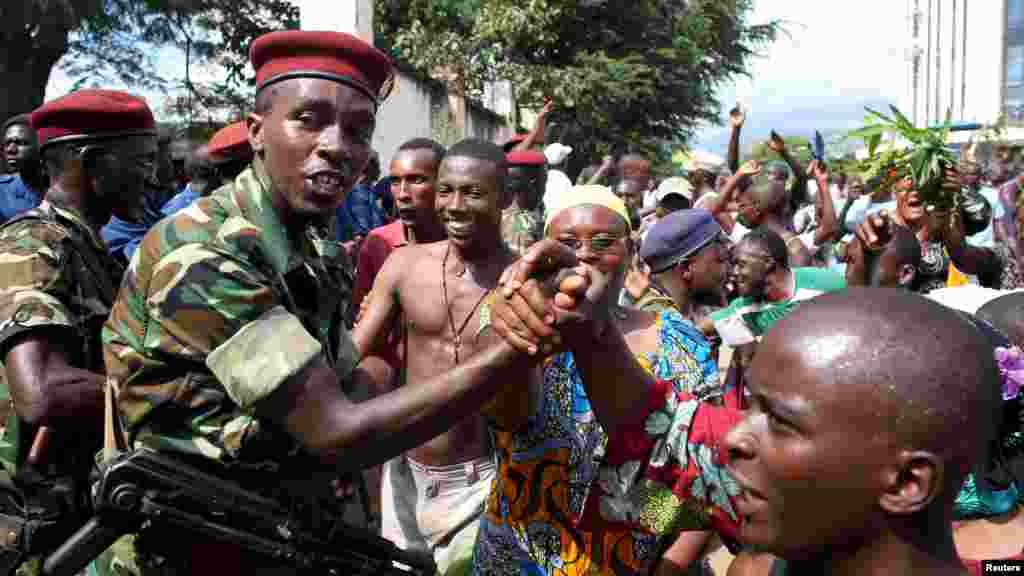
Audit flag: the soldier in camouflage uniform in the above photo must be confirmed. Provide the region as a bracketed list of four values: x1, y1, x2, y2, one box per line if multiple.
[102, 30, 542, 576]
[0, 89, 158, 571]
[500, 150, 546, 256]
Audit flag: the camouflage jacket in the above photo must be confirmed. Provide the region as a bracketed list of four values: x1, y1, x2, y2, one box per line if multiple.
[102, 158, 356, 477]
[500, 206, 543, 257]
[0, 200, 124, 472]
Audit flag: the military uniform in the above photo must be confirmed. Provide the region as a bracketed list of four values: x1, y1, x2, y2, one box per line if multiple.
[0, 200, 124, 570]
[102, 158, 357, 572]
[500, 206, 543, 257]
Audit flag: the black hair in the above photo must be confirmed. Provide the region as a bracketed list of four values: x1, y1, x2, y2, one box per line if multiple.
[185, 145, 216, 182]
[444, 138, 508, 192]
[363, 150, 381, 182]
[397, 138, 446, 170]
[658, 193, 691, 213]
[448, 138, 507, 167]
[2, 114, 33, 137]
[740, 226, 789, 269]
[254, 86, 277, 115]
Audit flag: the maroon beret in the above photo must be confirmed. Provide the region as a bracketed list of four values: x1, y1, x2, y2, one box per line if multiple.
[31, 89, 156, 149]
[207, 121, 253, 161]
[506, 149, 546, 166]
[250, 30, 395, 105]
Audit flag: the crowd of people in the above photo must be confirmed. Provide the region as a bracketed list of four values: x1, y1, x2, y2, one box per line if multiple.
[0, 27, 1020, 576]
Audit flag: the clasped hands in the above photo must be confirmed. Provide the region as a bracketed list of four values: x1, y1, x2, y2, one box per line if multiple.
[490, 240, 614, 357]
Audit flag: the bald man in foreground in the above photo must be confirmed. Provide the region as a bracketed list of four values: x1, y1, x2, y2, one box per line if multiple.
[726, 288, 999, 576]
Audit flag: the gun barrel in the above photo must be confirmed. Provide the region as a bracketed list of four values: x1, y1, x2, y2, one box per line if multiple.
[40, 516, 131, 576]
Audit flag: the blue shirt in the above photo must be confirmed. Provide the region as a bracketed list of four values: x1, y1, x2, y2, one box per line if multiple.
[0, 174, 42, 224]
[336, 181, 389, 241]
[161, 183, 201, 217]
[101, 197, 165, 263]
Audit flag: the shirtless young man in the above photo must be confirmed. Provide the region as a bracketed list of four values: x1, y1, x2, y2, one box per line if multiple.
[353, 138, 518, 575]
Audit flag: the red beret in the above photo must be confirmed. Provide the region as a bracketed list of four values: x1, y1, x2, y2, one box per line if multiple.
[506, 150, 546, 166]
[31, 89, 155, 149]
[250, 30, 395, 105]
[207, 121, 253, 160]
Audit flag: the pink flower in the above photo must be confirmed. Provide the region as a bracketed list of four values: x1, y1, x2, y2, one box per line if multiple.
[995, 346, 1024, 401]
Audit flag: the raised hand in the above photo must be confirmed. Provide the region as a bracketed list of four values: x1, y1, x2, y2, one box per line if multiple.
[729, 104, 746, 129]
[854, 210, 893, 252]
[806, 159, 828, 182]
[738, 160, 761, 178]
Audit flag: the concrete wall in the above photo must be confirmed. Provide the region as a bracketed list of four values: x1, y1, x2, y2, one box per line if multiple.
[293, 0, 510, 173]
[371, 72, 509, 173]
[372, 72, 436, 173]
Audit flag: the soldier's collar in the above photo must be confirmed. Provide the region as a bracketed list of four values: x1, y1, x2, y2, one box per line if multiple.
[45, 200, 107, 253]
[229, 156, 299, 276]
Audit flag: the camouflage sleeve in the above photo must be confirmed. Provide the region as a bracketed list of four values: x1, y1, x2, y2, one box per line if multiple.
[0, 220, 76, 355]
[139, 243, 322, 409]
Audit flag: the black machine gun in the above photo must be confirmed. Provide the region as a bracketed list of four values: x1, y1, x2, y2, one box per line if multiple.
[40, 448, 436, 576]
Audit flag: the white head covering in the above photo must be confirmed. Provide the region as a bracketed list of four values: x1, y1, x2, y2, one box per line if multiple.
[926, 286, 1024, 315]
[544, 143, 573, 166]
[656, 177, 694, 202]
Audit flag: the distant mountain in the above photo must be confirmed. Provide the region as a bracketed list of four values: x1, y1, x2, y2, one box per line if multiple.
[693, 97, 897, 157]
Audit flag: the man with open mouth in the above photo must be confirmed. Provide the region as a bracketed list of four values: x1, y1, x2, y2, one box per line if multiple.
[724, 288, 1003, 576]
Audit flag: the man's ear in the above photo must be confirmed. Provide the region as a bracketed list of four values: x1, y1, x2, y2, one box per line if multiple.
[898, 264, 917, 288]
[679, 260, 693, 282]
[247, 112, 264, 154]
[878, 451, 943, 515]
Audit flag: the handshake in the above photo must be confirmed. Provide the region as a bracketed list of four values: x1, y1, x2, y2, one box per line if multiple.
[489, 239, 617, 357]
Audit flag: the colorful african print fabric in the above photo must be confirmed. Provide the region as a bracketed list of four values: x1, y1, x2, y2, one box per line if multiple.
[103, 157, 356, 468]
[472, 309, 742, 575]
[501, 206, 544, 257]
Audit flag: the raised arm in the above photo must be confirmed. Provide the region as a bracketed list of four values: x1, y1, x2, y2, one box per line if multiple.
[514, 99, 553, 152]
[768, 131, 806, 218]
[586, 155, 616, 186]
[809, 161, 839, 247]
[711, 161, 761, 233]
[727, 105, 745, 173]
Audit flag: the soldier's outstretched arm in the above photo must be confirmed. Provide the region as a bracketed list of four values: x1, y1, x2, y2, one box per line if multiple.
[255, 333, 527, 472]
[129, 243, 536, 473]
[4, 332, 104, 426]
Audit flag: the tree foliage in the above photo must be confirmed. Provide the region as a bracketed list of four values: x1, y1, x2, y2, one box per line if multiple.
[377, 0, 780, 168]
[0, 0, 297, 127]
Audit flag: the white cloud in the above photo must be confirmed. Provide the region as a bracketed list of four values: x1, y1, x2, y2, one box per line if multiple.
[696, 0, 907, 148]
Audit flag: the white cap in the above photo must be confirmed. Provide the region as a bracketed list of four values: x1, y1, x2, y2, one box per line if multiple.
[544, 143, 573, 166]
[656, 176, 694, 202]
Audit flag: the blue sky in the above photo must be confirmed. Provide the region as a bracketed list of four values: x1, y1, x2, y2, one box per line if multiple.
[694, 0, 907, 155]
[47, 0, 907, 149]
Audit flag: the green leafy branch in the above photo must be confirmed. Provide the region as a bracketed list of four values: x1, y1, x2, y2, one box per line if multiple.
[845, 105, 957, 207]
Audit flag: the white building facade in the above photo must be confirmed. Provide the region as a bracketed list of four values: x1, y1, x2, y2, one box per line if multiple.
[290, 0, 512, 169]
[901, 0, 1024, 142]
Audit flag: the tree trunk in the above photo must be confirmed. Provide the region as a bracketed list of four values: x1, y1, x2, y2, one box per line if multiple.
[0, 46, 65, 125]
[0, 0, 96, 123]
